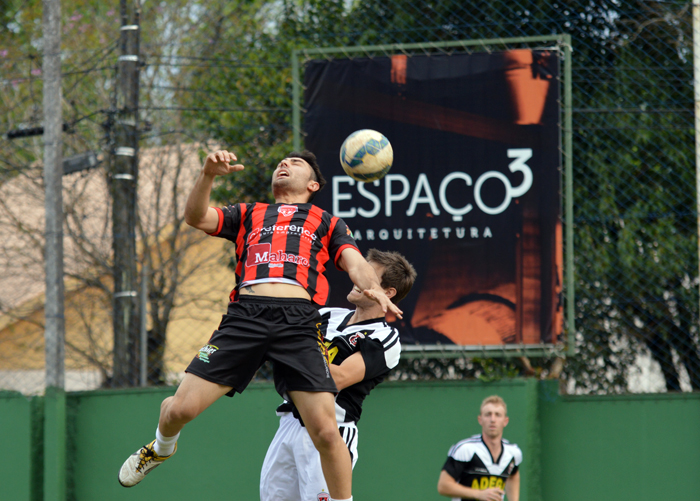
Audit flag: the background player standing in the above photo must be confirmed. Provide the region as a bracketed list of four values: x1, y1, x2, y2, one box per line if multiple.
[260, 248, 416, 501]
[437, 395, 522, 501]
[118, 149, 401, 501]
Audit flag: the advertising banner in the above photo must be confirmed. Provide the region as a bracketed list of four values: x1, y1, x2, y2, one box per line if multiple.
[305, 50, 562, 347]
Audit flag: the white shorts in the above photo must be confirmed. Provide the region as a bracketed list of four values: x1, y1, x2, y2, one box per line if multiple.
[260, 412, 359, 501]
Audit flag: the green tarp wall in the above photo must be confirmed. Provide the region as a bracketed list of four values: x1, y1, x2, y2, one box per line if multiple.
[2, 379, 698, 500]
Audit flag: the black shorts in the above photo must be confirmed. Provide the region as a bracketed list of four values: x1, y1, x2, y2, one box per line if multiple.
[185, 295, 336, 398]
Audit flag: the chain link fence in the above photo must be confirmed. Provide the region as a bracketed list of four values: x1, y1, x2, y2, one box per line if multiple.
[0, 0, 696, 394]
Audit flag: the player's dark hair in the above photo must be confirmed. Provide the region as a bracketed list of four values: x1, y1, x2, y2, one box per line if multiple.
[366, 249, 417, 305]
[287, 150, 326, 202]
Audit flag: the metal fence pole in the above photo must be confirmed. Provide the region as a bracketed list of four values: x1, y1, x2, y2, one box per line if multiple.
[563, 35, 575, 357]
[292, 50, 301, 151]
[140, 262, 148, 387]
[694, 1, 700, 340]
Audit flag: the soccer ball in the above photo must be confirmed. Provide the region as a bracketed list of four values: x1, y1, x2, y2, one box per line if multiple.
[339, 129, 393, 182]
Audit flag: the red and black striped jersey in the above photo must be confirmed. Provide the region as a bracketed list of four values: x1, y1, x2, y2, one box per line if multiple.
[208, 202, 360, 305]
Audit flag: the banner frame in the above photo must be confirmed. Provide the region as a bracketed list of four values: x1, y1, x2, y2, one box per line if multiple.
[292, 35, 574, 359]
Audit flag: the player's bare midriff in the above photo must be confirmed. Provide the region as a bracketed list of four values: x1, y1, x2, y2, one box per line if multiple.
[239, 282, 311, 300]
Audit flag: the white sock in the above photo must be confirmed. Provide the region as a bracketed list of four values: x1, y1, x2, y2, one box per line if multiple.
[154, 427, 179, 456]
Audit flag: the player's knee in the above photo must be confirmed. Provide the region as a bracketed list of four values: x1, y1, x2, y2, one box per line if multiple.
[308, 422, 342, 452]
[162, 395, 199, 425]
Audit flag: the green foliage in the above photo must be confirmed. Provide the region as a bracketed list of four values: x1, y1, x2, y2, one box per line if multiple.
[162, 0, 291, 204]
[562, 6, 698, 393]
[0, 0, 123, 177]
[275, 0, 698, 393]
[388, 357, 524, 382]
[0, 0, 18, 35]
[2, 0, 696, 393]
[172, 0, 699, 392]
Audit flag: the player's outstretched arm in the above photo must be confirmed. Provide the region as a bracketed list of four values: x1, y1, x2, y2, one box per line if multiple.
[338, 248, 403, 319]
[505, 470, 520, 501]
[185, 150, 244, 233]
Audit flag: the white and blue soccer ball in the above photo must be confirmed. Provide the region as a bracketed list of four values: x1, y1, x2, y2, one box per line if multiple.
[339, 129, 393, 182]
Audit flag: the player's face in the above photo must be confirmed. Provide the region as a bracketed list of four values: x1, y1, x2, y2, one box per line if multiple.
[271, 157, 319, 199]
[477, 403, 509, 439]
[347, 262, 386, 306]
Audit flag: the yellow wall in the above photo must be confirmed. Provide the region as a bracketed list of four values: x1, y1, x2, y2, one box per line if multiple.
[0, 234, 236, 382]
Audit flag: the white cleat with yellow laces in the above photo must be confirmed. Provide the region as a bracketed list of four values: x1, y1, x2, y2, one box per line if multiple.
[118, 439, 176, 487]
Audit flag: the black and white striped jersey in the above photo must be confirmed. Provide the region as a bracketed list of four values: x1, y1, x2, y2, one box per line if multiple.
[277, 307, 401, 424]
[442, 434, 522, 500]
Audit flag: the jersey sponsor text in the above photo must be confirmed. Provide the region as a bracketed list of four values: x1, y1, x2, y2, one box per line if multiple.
[471, 476, 505, 491]
[247, 223, 318, 244]
[245, 243, 310, 268]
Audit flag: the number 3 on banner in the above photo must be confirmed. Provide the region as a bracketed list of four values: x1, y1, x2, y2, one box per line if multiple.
[507, 148, 534, 198]
[474, 148, 533, 215]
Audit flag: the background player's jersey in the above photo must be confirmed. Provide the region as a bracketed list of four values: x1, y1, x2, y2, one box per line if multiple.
[442, 434, 522, 501]
[277, 306, 401, 423]
[208, 202, 358, 305]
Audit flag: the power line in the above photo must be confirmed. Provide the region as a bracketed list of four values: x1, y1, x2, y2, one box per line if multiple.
[144, 61, 287, 70]
[0, 65, 116, 86]
[0, 44, 122, 61]
[573, 108, 692, 113]
[142, 84, 287, 99]
[62, 45, 119, 106]
[62, 41, 119, 76]
[147, 53, 286, 67]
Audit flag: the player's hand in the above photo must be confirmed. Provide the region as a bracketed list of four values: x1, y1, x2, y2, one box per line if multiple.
[478, 487, 505, 501]
[363, 288, 403, 319]
[202, 150, 244, 176]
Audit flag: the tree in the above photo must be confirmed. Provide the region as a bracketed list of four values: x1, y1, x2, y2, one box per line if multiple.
[160, 0, 699, 392]
[259, 0, 699, 392]
[564, 2, 698, 392]
[0, 0, 240, 390]
[167, 0, 295, 205]
[3, 0, 694, 393]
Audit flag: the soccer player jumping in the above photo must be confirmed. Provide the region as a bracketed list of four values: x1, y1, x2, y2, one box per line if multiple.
[118, 149, 401, 501]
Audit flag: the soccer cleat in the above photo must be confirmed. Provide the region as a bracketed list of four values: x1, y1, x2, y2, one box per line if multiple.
[118, 440, 176, 487]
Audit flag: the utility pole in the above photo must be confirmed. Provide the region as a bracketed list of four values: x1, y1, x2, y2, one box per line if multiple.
[43, 0, 67, 497]
[111, 0, 141, 387]
[43, 0, 64, 395]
